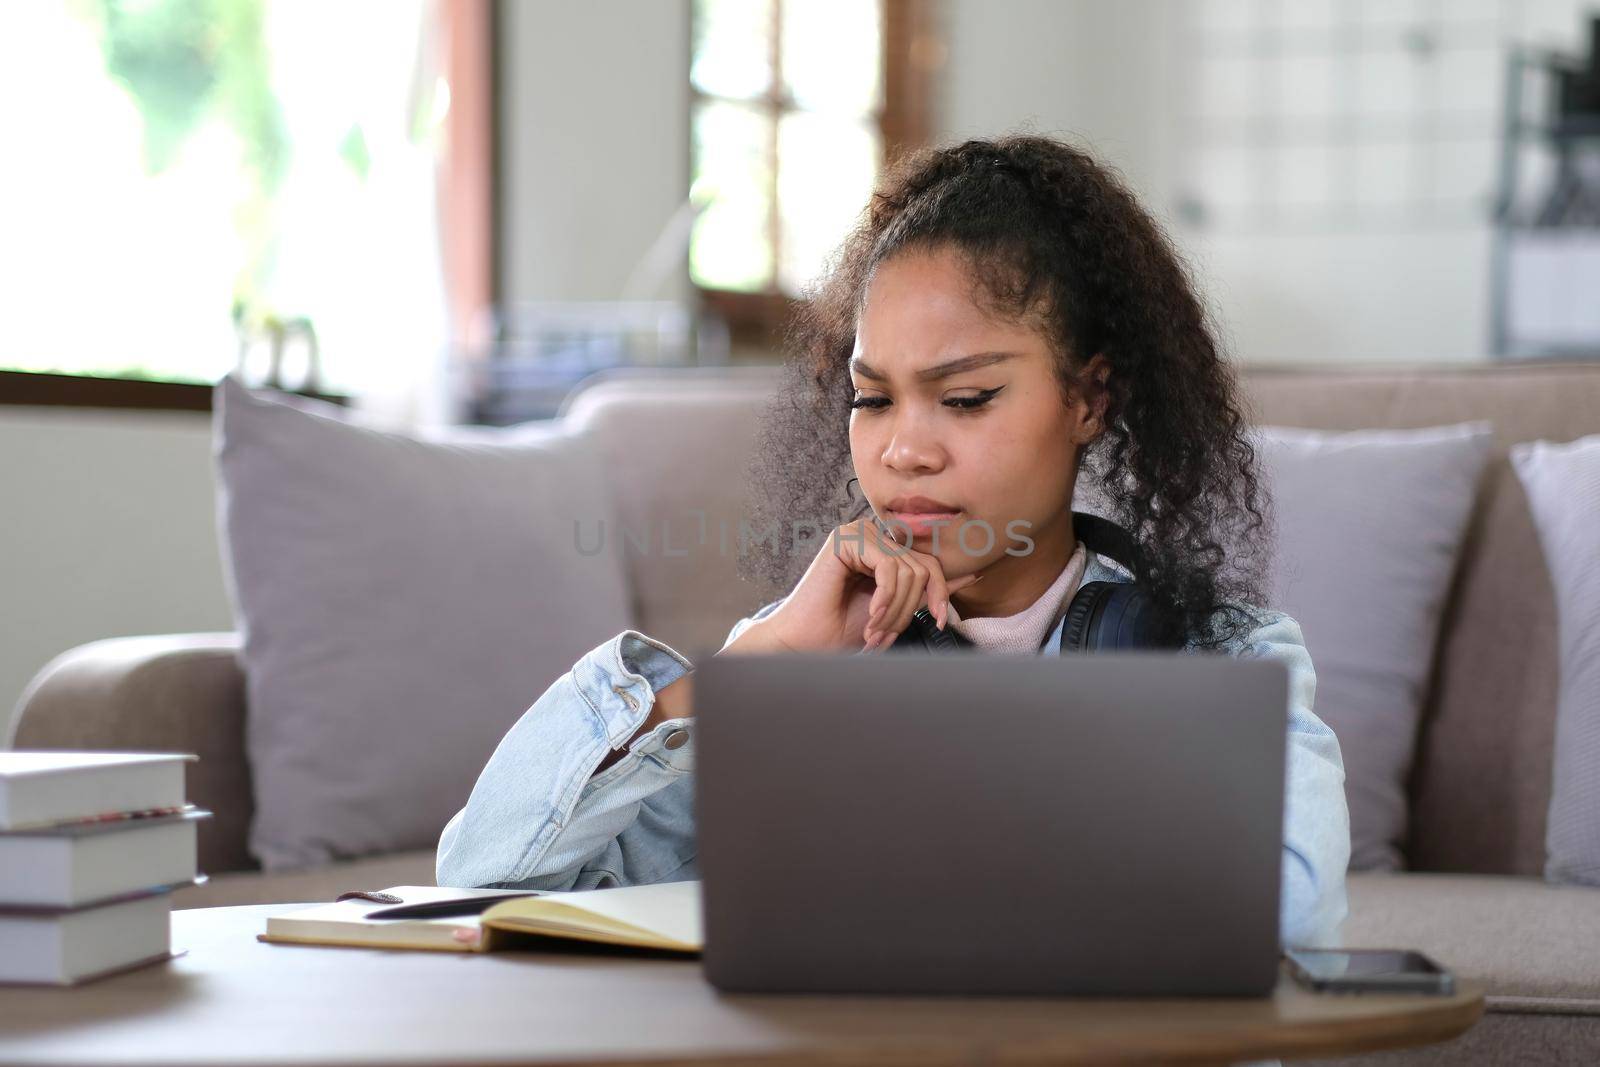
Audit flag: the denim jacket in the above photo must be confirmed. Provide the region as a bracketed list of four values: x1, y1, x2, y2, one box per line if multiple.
[435, 549, 1352, 948]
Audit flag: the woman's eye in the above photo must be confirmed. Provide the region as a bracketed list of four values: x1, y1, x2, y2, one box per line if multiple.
[849, 386, 1003, 411]
[944, 387, 1004, 410]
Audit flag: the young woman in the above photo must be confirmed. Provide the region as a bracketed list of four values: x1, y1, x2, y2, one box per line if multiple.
[436, 135, 1352, 949]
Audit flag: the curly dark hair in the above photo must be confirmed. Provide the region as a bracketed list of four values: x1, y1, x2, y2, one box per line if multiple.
[738, 134, 1276, 650]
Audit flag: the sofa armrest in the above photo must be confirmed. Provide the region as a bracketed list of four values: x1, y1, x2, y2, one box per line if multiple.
[7, 633, 259, 875]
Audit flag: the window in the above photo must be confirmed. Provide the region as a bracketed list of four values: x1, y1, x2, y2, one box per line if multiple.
[688, 0, 934, 341]
[0, 0, 485, 409]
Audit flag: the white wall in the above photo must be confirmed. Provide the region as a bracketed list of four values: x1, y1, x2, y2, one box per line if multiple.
[498, 0, 691, 304]
[1186, 228, 1495, 367]
[936, 0, 1179, 216]
[934, 0, 1594, 366]
[0, 408, 235, 746]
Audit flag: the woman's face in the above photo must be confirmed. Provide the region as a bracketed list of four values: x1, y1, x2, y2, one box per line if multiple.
[847, 245, 1106, 582]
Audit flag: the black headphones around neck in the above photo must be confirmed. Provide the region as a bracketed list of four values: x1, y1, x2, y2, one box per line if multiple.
[888, 512, 1186, 654]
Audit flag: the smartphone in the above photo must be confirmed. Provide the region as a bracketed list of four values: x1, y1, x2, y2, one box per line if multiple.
[1285, 947, 1455, 995]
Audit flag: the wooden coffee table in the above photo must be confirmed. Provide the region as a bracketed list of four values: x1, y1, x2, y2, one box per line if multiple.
[0, 903, 1483, 1065]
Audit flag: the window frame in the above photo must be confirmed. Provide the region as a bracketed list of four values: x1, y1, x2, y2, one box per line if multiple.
[0, 369, 352, 413]
[689, 0, 936, 348]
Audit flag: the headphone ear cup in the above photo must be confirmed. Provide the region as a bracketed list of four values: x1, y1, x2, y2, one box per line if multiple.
[1061, 582, 1185, 652]
[1060, 583, 1108, 653]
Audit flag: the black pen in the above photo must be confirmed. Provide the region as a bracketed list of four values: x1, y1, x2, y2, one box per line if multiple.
[364, 892, 545, 920]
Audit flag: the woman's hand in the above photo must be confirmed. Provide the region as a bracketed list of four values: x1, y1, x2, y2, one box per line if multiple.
[732, 517, 981, 655]
[637, 519, 980, 747]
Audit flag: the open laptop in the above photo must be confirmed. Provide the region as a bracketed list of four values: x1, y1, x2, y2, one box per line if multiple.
[692, 650, 1288, 997]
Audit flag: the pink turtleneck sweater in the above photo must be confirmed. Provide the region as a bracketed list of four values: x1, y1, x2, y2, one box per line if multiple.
[945, 541, 1089, 653]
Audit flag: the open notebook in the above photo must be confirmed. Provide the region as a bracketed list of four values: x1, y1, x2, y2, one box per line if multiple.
[258, 882, 702, 954]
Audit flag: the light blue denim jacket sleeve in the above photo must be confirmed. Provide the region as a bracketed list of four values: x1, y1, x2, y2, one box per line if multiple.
[1230, 608, 1351, 949]
[435, 552, 1350, 948]
[434, 629, 704, 892]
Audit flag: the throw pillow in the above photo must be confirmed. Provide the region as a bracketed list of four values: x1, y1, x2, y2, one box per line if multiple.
[1254, 421, 1494, 871]
[1510, 433, 1600, 886]
[214, 374, 633, 871]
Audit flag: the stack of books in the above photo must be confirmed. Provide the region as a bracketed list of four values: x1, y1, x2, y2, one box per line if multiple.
[0, 751, 211, 985]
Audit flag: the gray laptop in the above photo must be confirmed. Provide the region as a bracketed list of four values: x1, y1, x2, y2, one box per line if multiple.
[693, 650, 1288, 997]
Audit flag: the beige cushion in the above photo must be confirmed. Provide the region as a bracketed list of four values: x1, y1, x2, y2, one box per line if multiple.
[1343, 872, 1600, 1011]
[560, 368, 785, 660]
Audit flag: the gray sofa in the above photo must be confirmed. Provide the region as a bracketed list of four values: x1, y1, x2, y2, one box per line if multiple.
[10, 361, 1600, 1064]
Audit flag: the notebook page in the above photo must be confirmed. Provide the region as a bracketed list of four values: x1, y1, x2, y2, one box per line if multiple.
[487, 879, 702, 947]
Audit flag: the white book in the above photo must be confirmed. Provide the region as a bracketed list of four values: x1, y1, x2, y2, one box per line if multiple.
[0, 808, 211, 908]
[0, 751, 194, 830]
[0, 891, 176, 986]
